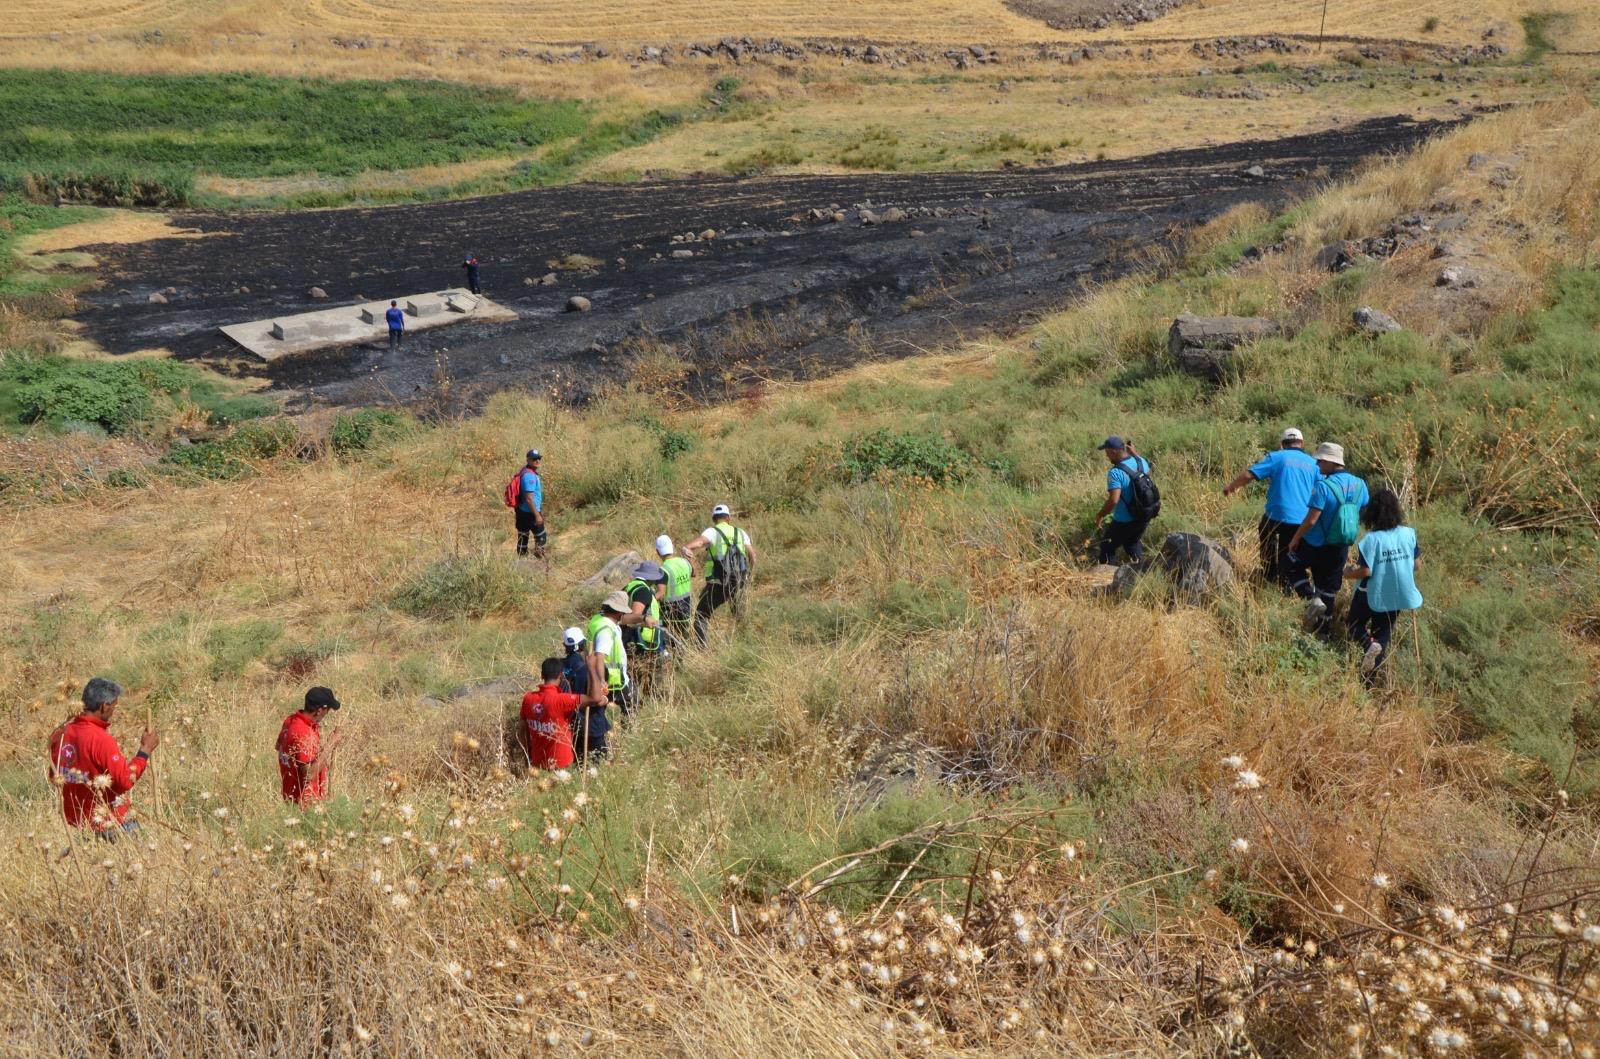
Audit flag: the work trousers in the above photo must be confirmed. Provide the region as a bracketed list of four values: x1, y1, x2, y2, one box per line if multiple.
[515, 509, 547, 557]
[1258, 516, 1297, 591]
[1098, 518, 1150, 566]
[663, 597, 692, 643]
[1346, 590, 1398, 685]
[693, 580, 744, 644]
[1288, 542, 1346, 635]
[388, 328, 403, 352]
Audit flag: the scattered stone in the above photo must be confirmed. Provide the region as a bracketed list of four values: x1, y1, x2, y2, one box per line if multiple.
[1168, 313, 1280, 381]
[566, 295, 592, 312]
[1242, 164, 1266, 179]
[1437, 266, 1468, 287]
[147, 292, 167, 304]
[671, 249, 695, 259]
[1158, 533, 1234, 597]
[1353, 306, 1403, 334]
[523, 276, 536, 286]
[699, 228, 717, 240]
[540, 272, 558, 286]
[308, 286, 328, 299]
[579, 551, 644, 590]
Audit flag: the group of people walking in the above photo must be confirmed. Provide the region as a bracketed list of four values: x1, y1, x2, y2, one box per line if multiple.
[1099, 427, 1423, 684]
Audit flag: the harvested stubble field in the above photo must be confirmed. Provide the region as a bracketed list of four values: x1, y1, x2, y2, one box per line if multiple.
[1, 93, 1599, 1056]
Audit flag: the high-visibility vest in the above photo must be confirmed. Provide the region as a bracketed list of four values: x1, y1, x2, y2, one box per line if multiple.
[585, 614, 627, 692]
[660, 556, 692, 603]
[622, 578, 661, 651]
[705, 522, 749, 584]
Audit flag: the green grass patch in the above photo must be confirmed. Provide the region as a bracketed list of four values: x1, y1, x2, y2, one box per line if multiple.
[1519, 12, 1565, 63]
[0, 352, 275, 434]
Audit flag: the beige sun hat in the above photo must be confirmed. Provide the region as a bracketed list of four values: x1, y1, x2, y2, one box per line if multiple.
[1312, 442, 1345, 466]
[601, 590, 631, 613]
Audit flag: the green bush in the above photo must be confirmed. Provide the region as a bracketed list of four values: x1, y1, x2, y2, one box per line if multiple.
[161, 421, 298, 480]
[203, 619, 283, 681]
[0, 353, 275, 433]
[330, 408, 412, 456]
[839, 428, 976, 485]
[390, 554, 535, 619]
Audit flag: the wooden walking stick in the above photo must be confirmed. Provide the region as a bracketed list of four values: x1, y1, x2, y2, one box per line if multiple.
[147, 706, 161, 821]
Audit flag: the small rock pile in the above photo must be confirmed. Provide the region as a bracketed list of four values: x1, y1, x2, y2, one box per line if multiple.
[1190, 36, 1306, 59]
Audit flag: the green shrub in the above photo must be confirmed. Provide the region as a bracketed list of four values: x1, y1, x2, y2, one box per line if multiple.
[161, 421, 298, 480]
[330, 408, 412, 455]
[0, 353, 274, 433]
[203, 619, 284, 680]
[839, 429, 976, 485]
[389, 554, 535, 619]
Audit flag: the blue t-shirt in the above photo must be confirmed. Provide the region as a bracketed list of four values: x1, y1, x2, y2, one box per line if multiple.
[385, 306, 405, 330]
[517, 469, 543, 514]
[1248, 448, 1319, 524]
[1107, 456, 1150, 523]
[1357, 527, 1423, 613]
[1304, 471, 1369, 548]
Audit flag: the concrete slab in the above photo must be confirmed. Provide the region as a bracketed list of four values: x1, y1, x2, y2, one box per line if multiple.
[220, 288, 518, 361]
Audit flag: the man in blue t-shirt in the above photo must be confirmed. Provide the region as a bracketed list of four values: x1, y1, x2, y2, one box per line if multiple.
[1092, 435, 1153, 566]
[385, 300, 405, 352]
[1222, 427, 1319, 592]
[514, 450, 546, 561]
[1285, 442, 1369, 636]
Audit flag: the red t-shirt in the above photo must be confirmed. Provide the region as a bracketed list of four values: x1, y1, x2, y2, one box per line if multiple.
[47, 713, 148, 830]
[522, 683, 582, 770]
[277, 711, 327, 803]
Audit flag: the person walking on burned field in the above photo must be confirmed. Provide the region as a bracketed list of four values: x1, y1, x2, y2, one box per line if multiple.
[47, 677, 160, 839]
[683, 504, 756, 644]
[277, 687, 345, 805]
[1222, 427, 1318, 590]
[560, 627, 610, 760]
[385, 300, 405, 353]
[1092, 436, 1160, 566]
[504, 449, 547, 562]
[1344, 488, 1423, 687]
[1285, 442, 1369, 637]
[462, 254, 481, 295]
[655, 534, 694, 644]
[521, 657, 606, 771]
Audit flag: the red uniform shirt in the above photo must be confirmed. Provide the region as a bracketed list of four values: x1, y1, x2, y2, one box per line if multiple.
[521, 683, 582, 770]
[277, 710, 328, 803]
[47, 713, 148, 831]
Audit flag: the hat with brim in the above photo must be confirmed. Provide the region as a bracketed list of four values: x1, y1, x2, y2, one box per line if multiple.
[1312, 442, 1345, 466]
[632, 561, 664, 582]
[305, 686, 341, 711]
[601, 590, 631, 613]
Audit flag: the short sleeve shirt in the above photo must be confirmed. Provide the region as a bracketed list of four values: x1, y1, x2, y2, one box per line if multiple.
[517, 469, 542, 514]
[1248, 448, 1320, 524]
[277, 711, 327, 803]
[522, 684, 581, 769]
[1304, 471, 1369, 548]
[623, 580, 657, 646]
[1107, 456, 1150, 523]
[1358, 527, 1424, 612]
[385, 306, 405, 330]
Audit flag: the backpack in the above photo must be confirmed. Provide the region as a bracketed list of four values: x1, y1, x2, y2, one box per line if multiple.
[711, 524, 751, 588]
[1120, 457, 1161, 521]
[1320, 475, 1361, 546]
[503, 473, 522, 509]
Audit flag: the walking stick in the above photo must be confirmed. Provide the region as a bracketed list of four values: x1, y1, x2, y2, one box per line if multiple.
[147, 706, 161, 821]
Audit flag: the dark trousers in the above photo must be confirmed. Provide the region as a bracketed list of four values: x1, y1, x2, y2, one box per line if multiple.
[663, 597, 692, 642]
[1288, 543, 1346, 634]
[1347, 590, 1396, 683]
[693, 581, 743, 644]
[1258, 517, 1296, 590]
[388, 328, 403, 351]
[465, 268, 480, 294]
[572, 707, 609, 760]
[514, 509, 547, 557]
[1098, 518, 1150, 565]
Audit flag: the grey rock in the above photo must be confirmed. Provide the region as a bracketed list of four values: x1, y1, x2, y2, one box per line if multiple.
[523, 275, 537, 286]
[540, 272, 558, 285]
[443, 674, 535, 701]
[699, 228, 717, 240]
[147, 292, 167, 304]
[1353, 306, 1402, 334]
[566, 295, 592, 312]
[308, 286, 328, 299]
[1159, 533, 1234, 597]
[1168, 313, 1281, 381]
[1437, 266, 1469, 288]
[671, 249, 695, 259]
[1242, 164, 1266, 178]
[579, 551, 644, 590]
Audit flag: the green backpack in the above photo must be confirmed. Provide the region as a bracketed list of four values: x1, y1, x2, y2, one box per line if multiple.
[1320, 475, 1362, 547]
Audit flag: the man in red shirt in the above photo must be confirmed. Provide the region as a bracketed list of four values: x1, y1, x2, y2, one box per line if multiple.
[277, 686, 344, 804]
[521, 657, 604, 770]
[47, 677, 160, 837]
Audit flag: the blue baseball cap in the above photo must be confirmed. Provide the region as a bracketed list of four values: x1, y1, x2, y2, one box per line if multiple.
[1097, 436, 1126, 451]
[526, 449, 541, 461]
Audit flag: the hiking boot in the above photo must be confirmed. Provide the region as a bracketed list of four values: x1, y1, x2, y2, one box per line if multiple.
[1359, 640, 1384, 678]
[1301, 596, 1327, 630]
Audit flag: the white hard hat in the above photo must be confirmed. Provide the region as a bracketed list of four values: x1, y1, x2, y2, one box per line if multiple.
[562, 626, 585, 648]
[654, 534, 674, 556]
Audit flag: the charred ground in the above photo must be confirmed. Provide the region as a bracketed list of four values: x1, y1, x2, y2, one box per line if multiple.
[76, 114, 1455, 412]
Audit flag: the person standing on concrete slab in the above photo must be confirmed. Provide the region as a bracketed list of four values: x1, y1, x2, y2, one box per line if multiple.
[463, 255, 481, 295]
[1222, 427, 1318, 591]
[385, 300, 405, 352]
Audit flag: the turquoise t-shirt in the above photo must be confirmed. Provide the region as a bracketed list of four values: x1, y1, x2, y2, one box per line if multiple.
[1304, 471, 1368, 548]
[1248, 448, 1319, 524]
[1107, 456, 1150, 523]
[1357, 527, 1423, 612]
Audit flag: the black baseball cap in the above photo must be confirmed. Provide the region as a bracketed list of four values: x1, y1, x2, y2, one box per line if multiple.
[305, 686, 341, 711]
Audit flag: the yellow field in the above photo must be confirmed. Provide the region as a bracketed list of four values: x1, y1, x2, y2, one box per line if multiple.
[4, 0, 1595, 49]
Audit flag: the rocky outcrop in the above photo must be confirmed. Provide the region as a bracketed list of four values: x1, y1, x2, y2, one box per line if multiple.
[1168, 313, 1280, 381]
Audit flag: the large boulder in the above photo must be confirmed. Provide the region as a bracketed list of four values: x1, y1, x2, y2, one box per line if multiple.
[1158, 533, 1234, 597]
[1168, 313, 1281, 381]
[578, 551, 643, 591]
[1353, 306, 1402, 334]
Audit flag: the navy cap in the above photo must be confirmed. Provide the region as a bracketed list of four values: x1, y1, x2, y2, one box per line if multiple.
[1097, 436, 1126, 451]
[304, 686, 340, 711]
[526, 449, 541, 461]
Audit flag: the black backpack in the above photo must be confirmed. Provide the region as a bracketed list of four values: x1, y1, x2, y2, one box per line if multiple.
[1121, 457, 1162, 520]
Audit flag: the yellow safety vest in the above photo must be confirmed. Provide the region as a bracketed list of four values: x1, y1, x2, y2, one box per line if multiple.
[585, 614, 627, 691]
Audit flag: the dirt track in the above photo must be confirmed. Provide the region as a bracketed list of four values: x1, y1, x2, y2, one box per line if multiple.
[77, 114, 1454, 411]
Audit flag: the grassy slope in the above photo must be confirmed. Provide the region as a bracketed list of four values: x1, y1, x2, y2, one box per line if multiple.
[0, 102, 1597, 1055]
